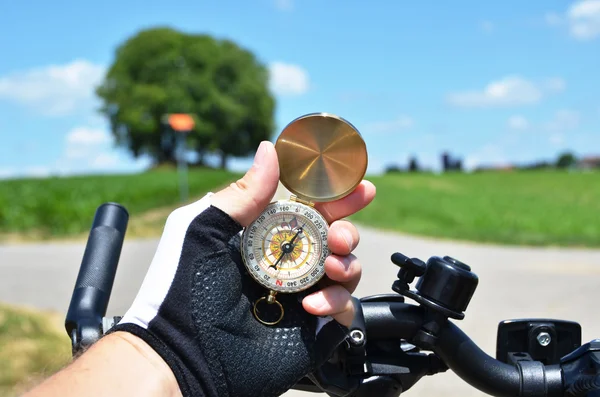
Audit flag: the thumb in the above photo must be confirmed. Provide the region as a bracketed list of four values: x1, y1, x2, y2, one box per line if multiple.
[211, 141, 280, 227]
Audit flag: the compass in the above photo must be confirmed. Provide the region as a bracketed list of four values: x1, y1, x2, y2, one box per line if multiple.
[241, 113, 368, 325]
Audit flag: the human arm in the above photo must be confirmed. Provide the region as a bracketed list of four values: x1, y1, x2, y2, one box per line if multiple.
[23, 331, 181, 397]
[22, 140, 375, 397]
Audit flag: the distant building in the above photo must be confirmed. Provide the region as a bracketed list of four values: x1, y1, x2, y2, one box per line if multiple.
[576, 156, 600, 170]
[441, 151, 463, 172]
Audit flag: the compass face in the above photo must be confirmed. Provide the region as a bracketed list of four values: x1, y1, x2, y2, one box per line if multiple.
[241, 200, 329, 293]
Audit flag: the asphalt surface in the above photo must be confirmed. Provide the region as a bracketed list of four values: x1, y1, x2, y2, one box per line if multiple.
[1, 195, 600, 396]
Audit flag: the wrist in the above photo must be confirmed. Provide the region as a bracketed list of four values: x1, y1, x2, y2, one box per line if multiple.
[109, 331, 183, 397]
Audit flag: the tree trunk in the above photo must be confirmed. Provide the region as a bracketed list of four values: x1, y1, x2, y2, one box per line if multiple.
[220, 153, 228, 169]
[156, 137, 177, 164]
[195, 143, 206, 167]
[158, 146, 176, 165]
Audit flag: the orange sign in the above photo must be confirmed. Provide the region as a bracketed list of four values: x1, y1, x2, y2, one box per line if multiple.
[168, 114, 195, 132]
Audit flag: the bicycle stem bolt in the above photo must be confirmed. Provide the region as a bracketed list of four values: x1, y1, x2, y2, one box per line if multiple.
[350, 330, 365, 345]
[537, 331, 552, 347]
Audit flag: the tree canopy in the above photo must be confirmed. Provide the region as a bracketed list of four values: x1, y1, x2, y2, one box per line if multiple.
[96, 27, 276, 169]
[556, 152, 577, 169]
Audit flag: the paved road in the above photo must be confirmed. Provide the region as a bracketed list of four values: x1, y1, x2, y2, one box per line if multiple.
[2, 196, 600, 396]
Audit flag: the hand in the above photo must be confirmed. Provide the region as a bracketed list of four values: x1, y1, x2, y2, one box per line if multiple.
[212, 142, 375, 327]
[111, 141, 376, 397]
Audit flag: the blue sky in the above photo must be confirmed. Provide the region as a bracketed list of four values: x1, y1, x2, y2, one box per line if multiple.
[0, 0, 599, 178]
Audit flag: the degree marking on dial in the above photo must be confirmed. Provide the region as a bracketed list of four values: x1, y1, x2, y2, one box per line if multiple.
[243, 201, 328, 292]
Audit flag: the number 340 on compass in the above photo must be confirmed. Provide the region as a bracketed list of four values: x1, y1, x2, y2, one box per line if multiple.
[241, 200, 330, 294]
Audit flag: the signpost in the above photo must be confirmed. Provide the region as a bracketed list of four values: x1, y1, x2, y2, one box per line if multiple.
[164, 113, 195, 203]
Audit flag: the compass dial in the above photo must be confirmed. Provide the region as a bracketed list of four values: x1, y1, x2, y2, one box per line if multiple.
[241, 200, 330, 293]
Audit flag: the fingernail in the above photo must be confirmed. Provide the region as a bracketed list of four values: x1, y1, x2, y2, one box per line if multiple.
[253, 141, 269, 168]
[340, 255, 352, 271]
[305, 292, 326, 309]
[341, 228, 354, 250]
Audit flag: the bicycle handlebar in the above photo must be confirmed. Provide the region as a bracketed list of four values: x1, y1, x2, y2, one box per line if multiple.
[361, 302, 563, 397]
[65, 202, 128, 354]
[65, 203, 600, 397]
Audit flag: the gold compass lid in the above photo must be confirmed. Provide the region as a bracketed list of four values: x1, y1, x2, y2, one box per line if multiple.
[275, 113, 368, 203]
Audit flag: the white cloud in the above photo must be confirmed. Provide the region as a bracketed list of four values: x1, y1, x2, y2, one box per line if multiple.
[0, 166, 54, 179]
[569, 0, 600, 39]
[507, 109, 581, 147]
[479, 20, 495, 33]
[543, 77, 566, 92]
[0, 124, 150, 179]
[546, 0, 600, 40]
[0, 167, 16, 179]
[64, 126, 112, 159]
[65, 148, 86, 159]
[504, 110, 580, 148]
[54, 150, 151, 176]
[24, 166, 51, 178]
[90, 153, 120, 168]
[540, 77, 567, 94]
[464, 144, 509, 172]
[57, 125, 155, 175]
[446, 75, 565, 108]
[549, 133, 565, 146]
[67, 126, 111, 145]
[363, 115, 414, 134]
[268, 62, 309, 96]
[62, 125, 152, 173]
[507, 115, 530, 130]
[273, 0, 293, 11]
[0, 59, 105, 116]
[542, 109, 580, 132]
[547, 78, 567, 91]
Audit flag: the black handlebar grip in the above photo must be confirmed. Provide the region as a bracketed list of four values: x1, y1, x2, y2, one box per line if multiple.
[65, 202, 129, 354]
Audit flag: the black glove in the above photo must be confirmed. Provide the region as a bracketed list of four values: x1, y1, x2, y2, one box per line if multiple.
[111, 194, 349, 397]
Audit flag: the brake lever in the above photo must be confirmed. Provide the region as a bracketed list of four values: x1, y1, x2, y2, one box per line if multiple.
[307, 297, 366, 396]
[305, 296, 448, 397]
[562, 339, 600, 397]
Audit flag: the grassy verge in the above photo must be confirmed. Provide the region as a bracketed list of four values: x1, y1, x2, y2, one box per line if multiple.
[2, 169, 599, 247]
[0, 304, 71, 397]
[0, 168, 240, 240]
[350, 170, 600, 247]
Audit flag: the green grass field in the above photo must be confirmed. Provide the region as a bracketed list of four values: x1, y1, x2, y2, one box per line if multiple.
[0, 168, 240, 239]
[351, 170, 600, 247]
[1, 168, 599, 247]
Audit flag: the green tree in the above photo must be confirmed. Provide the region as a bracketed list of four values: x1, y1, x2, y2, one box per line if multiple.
[556, 152, 577, 169]
[96, 27, 275, 168]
